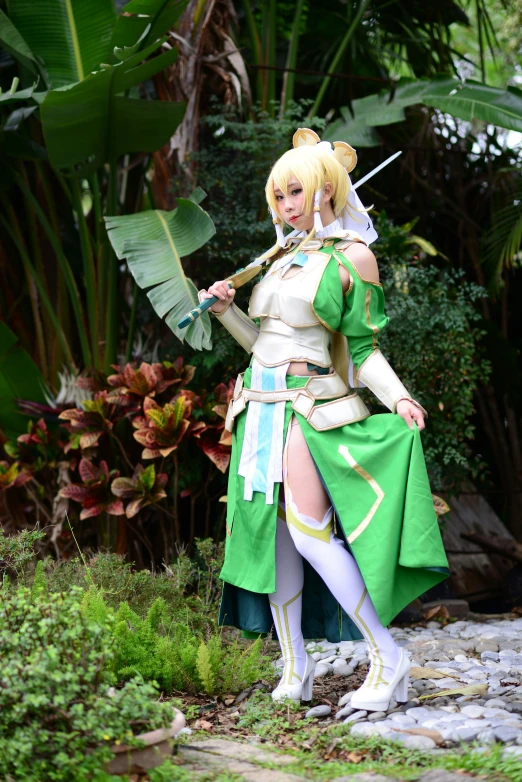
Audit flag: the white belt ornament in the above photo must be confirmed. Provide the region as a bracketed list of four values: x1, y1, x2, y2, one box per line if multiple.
[233, 360, 371, 504]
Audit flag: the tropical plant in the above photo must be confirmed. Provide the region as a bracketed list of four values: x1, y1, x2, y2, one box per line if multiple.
[0, 0, 215, 390]
[0, 357, 232, 559]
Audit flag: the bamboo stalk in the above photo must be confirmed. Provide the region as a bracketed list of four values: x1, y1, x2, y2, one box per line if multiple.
[308, 0, 372, 118]
[16, 176, 92, 368]
[241, 0, 263, 104]
[71, 178, 100, 368]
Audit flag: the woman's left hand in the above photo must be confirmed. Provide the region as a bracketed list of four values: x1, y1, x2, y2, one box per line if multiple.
[396, 399, 425, 432]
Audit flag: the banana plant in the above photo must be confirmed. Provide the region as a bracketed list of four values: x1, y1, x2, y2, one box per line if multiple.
[104, 191, 216, 351]
[325, 77, 522, 147]
[0, 0, 202, 388]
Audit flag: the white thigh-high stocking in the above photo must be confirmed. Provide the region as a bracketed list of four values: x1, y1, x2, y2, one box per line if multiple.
[268, 503, 307, 686]
[283, 419, 401, 690]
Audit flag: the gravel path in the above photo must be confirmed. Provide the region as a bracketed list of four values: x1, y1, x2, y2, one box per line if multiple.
[273, 615, 522, 758]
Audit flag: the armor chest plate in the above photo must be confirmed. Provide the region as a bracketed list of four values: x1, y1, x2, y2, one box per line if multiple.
[248, 253, 333, 368]
[249, 253, 328, 326]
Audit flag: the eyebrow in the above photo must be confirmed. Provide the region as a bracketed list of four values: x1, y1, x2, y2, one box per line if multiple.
[273, 180, 300, 194]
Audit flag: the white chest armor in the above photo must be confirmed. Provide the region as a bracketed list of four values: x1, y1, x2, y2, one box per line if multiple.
[248, 253, 332, 367]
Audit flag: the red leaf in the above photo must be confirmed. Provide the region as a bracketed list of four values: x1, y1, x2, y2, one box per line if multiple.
[106, 499, 125, 516]
[125, 497, 146, 518]
[79, 458, 100, 484]
[80, 504, 106, 519]
[201, 442, 231, 473]
[79, 431, 102, 449]
[59, 484, 91, 501]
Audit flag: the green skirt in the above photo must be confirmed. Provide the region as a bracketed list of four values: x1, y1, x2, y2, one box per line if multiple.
[219, 370, 449, 641]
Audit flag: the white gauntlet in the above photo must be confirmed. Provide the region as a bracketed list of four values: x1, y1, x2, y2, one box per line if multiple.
[198, 291, 260, 353]
[357, 350, 427, 415]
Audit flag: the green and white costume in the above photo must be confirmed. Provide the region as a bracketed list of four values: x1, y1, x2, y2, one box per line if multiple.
[216, 226, 449, 644]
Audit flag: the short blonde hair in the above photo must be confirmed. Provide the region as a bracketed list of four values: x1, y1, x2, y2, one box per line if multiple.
[265, 146, 350, 218]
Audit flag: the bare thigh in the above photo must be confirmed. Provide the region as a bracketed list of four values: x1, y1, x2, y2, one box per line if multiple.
[284, 418, 331, 520]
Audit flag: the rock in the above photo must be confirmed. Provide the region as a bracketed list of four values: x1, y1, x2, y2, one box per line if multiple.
[460, 704, 486, 719]
[338, 692, 353, 707]
[481, 651, 500, 662]
[367, 711, 387, 722]
[335, 705, 355, 720]
[493, 726, 522, 743]
[332, 659, 355, 676]
[419, 772, 480, 782]
[405, 706, 431, 721]
[350, 722, 380, 738]
[476, 642, 499, 653]
[487, 697, 513, 710]
[402, 735, 436, 750]
[343, 710, 368, 724]
[453, 726, 482, 742]
[305, 705, 331, 719]
[502, 746, 522, 759]
[314, 663, 331, 678]
[389, 714, 417, 728]
[476, 729, 497, 744]
[510, 701, 522, 714]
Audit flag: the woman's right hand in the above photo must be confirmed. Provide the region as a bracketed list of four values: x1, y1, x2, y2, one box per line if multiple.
[198, 280, 236, 313]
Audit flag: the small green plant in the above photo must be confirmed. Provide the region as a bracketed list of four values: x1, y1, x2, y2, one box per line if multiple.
[0, 527, 45, 579]
[0, 587, 174, 782]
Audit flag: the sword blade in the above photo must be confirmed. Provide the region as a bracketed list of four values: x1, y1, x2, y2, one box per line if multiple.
[353, 150, 402, 190]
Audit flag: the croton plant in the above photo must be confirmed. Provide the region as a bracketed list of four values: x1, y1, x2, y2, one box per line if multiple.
[0, 358, 234, 558]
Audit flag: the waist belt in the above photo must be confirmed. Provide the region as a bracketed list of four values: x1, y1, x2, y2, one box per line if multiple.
[225, 372, 371, 433]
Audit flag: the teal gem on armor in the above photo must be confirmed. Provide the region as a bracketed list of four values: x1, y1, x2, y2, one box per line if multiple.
[293, 251, 309, 267]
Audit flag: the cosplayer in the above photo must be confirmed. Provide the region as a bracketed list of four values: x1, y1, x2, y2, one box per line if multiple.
[198, 129, 449, 710]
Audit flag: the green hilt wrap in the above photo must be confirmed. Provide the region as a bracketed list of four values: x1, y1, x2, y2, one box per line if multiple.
[178, 281, 234, 329]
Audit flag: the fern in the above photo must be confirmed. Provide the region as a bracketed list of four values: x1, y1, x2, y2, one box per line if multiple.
[482, 180, 522, 292]
[80, 584, 110, 625]
[30, 560, 48, 601]
[196, 641, 215, 695]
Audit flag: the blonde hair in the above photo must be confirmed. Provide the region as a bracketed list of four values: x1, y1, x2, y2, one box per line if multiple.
[265, 145, 350, 218]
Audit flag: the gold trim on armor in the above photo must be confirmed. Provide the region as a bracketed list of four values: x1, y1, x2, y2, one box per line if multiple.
[269, 593, 304, 684]
[338, 445, 385, 544]
[334, 249, 383, 287]
[286, 501, 333, 543]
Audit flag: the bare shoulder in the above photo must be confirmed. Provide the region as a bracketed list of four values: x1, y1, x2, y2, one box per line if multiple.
[342, 242, 380, 283]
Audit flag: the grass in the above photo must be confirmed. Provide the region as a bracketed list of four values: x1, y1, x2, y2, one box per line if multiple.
[181, 690, 522, 782]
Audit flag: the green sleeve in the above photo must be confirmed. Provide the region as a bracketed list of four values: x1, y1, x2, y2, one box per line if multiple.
[338, 253, 389, 370]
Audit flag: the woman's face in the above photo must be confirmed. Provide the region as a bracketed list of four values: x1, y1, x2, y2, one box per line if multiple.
[273, 179, 314, 232]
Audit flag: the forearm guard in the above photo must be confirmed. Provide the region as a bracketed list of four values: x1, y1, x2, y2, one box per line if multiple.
[357, 350, 426, 415]
[214, 302, 260, 353]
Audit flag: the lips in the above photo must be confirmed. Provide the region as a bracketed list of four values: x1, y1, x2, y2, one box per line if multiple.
[288, 215, 300, 223]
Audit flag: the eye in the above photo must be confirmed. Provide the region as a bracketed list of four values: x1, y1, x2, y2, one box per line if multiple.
[275, 194, 283, 201]
[291, 188, 302, 196]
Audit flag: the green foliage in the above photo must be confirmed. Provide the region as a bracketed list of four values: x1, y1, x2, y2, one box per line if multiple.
[30, 558, 47, 600]
[196, 640, 215, 695]
[0, 586, 174, 782]
[375, 214, 491, 490]
[0, 526, 45, 578]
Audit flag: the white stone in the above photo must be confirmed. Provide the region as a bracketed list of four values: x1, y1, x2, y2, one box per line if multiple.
[305, 705, 332, 719]
[314, 663, 331, 678]
[405, 706, 431, 721]
[402, 735, 437, 750]
[343, 710, 368, 724]
[338, 692, 353, 707]
[336, 705, 355, 720]
[332, 659, 355, 676]
[350, 722, 380, 738]
[461, 704, 486, 719]
[502, 746, 522, 759]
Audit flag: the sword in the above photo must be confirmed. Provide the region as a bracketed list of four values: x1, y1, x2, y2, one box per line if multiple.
[178, 150, 402, 329]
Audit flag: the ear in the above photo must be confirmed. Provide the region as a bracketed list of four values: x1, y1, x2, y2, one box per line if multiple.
[333, 141, 357, 173]
[293, 128, 320, 148]
[323, 181, 333, 202]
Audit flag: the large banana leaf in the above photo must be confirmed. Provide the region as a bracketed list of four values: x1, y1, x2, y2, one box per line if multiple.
[104, 198, 216, 351]
[0, 9, 42, 81]
[329, 77, 522, 147]
[7, 0, 116, 88]
[0, 323, 47, 438]
[110, 0, 187, 54]
[40, 39, 184, 174]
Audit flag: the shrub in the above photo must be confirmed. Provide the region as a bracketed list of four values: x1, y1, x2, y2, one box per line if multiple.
[0, 587, 174, 782]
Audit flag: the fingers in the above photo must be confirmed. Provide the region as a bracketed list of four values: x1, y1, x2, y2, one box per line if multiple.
[411, 408, 425, 431]
[208, 280, 232, 300]
[402, 409, 413, 430]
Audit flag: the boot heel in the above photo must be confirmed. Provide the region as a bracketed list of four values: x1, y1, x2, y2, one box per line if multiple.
[301, 670, 314, 702]
[395, 672, 409, 703]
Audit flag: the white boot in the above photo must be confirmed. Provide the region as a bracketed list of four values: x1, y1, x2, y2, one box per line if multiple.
[272, 653, 316, 703]
[350, 648, 411, 712]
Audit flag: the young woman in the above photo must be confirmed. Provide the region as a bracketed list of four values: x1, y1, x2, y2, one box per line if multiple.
[199, 129, 449, 710]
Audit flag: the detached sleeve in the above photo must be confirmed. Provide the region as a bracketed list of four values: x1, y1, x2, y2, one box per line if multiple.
[338, 256, 389, 370]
